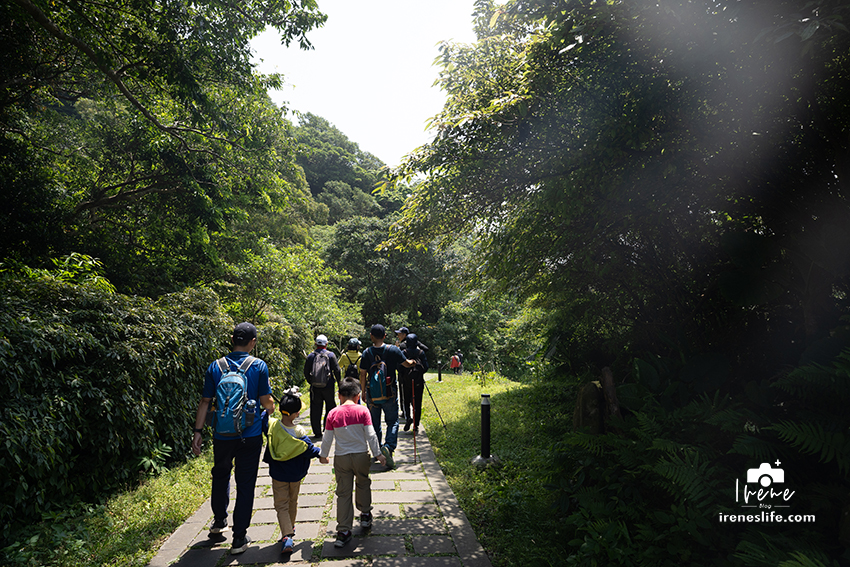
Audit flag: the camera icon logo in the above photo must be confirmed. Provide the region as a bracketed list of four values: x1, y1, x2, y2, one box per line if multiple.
[746, 461, 785, 488]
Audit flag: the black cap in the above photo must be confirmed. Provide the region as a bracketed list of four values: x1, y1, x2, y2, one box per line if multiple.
[370, 324, 386, 338]
[233, 322, 257, 343]
[405, 333, 419, 356]
[394, 326, 409, 335]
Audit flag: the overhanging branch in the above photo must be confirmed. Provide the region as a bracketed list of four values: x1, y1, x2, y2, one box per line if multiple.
[11, 0, 248, 154]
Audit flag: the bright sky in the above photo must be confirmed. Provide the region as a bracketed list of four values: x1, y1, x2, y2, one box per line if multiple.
[249, 0, 478, 168]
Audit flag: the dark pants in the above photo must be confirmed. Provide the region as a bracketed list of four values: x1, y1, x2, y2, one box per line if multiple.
[211, 435, 263, 540]
[310, 383, 336, 436]
[401, 375, 425, 428]
[399, 373, 409, 421]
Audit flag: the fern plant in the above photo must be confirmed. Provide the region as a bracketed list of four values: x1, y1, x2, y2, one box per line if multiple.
[554, 393, 742, 566]
[552, 349, 850, 566]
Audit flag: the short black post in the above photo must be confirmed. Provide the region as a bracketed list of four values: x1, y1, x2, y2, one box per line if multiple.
[438, 361, 442, 382]
[472, 394, 499, 468]
[481, 394, 490, 458]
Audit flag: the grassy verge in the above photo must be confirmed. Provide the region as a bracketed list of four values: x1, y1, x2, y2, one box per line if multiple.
[420, 369, 579, 567]
[2, 451, 214, 567]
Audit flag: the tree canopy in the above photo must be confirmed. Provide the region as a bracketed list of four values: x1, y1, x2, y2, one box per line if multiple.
[1, 0, 326, 294]
[325, 216, 455, 326]
[294, 112, 384, 195]
[390, 0, 850, 376]
[294, 113, 407, 221]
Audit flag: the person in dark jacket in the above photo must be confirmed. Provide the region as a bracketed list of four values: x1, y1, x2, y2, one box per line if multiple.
[262, 389, 328, 554]
[304, 334, 341, 438]
[400, 333, 429, 434]
[394, 326, 428, 425]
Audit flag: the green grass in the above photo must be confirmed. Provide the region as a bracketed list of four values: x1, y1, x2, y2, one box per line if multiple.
[2, 451, 214, 567]
[420, 369, 579, 567]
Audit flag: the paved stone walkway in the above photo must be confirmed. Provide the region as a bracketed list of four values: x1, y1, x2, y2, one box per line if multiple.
[148, 420, 492, 567]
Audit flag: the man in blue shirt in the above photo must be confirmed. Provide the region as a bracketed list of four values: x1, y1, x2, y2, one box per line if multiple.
[191, 322, 275, 554]
[358, 324, 414, 469]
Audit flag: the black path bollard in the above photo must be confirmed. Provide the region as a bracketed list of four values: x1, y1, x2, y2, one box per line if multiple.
[438, 361, 442, 382]
[481, 394, 490, 458]
[472, 394, 499, 468]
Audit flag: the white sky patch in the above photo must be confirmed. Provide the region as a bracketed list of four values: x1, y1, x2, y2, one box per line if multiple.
[250, 0, 478, 167]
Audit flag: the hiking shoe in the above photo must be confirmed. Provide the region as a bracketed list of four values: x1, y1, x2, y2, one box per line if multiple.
[403, 420, 411, 431]
[334, 530, 352, 548]
[381, 444, 394, 469]
[280, 536, 294, 554]
[360, 512, 373, 529]
[231, 535, 251, 554]
[209, 518, 227, 534]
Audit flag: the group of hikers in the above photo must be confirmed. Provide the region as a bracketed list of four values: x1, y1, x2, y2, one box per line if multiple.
[190, 321, 435, 555]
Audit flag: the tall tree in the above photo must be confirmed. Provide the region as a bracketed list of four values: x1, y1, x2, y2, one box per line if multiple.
[327, 216, 454, 326]
[1, 0, 326, 293]
[389, 0, 850, 376]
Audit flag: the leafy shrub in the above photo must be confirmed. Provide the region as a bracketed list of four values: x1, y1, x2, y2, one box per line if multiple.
[0, 273, 231, 541]
[551, 351, 850, 566]
[252, 319, 306, 393]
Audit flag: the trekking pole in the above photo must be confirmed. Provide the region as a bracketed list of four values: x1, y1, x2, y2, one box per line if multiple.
[411, 379, 418, 463]
[423, 380, 447, 429]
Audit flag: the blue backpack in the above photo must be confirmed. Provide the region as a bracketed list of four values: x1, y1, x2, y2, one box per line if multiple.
[367, 347, 392, 403]
[214, 356, 257, 437]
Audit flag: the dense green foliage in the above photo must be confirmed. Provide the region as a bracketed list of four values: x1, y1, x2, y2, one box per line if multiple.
[217, 239, 361, 335]
[391, 0, 850, 375]
[0, 0, 544, 559]
[295, 113, 385, 196]
[549, 349, 850, 565]
[325, 216, 455, 325]
[0, 256, 326, 543]
[293, 112, 407, 221]
[8, 0, 850, 564]
[1, 0, 326, 294]
[0, 268, 229, 538]
[426, 356, 850, 567]
[388, 0, 850, 564]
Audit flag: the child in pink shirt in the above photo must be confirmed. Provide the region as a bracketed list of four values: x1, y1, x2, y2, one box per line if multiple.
[320, 377, 386, 548]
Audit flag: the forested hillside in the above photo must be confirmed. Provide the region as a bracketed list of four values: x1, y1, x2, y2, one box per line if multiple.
[3, 0, 850, 564]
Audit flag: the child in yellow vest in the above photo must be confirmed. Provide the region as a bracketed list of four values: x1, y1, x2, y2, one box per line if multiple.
[262, 388, 328, 554]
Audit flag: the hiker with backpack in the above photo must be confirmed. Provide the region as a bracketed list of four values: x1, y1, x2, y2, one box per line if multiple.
[399, 333, 429, 434]
[394, 326, 428, 428]
[358, 324, 416, 469]
[338, 338, 362, 383]
[303, 334, 341, 439]
[191, 322, 275, 555]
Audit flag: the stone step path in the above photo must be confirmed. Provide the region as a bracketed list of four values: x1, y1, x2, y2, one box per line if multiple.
[148, 422, 492, 567]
